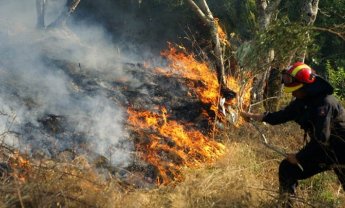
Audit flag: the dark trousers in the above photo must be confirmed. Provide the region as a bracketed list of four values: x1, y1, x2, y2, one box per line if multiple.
[279, 138, 345, 195]
[279, 158, 345, 194]
[278, 136, 345, 207]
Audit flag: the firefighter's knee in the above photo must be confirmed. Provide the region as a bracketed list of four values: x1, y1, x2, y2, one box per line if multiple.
[279, 159, 292, 178]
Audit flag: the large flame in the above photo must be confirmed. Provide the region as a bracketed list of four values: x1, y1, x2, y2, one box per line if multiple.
[128, 107, 225, 185]
[159, 44, 252, 124]
[158, 44, 219, 106]
[128, 44, 251, 185]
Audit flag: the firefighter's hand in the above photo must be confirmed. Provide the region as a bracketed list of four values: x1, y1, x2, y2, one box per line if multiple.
[240, 111, 264, 122]
[286, 153, 299, 165]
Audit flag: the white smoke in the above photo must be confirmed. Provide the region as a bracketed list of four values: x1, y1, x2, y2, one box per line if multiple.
[0, 0, 134, 167]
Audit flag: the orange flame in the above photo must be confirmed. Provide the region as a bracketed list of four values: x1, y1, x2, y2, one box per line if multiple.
[128, 108, 225, 185]
[128, 44, 252, 184]
[224, 75, 253, 126]
[226, 75, 252, 110]
[158, 44, 252, 125]
[215, 18, 230, 46]
[9, 152, 31, 183]
[159, 43, 219, 107]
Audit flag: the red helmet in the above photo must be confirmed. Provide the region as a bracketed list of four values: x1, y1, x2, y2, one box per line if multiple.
[282, 62, 316, 93]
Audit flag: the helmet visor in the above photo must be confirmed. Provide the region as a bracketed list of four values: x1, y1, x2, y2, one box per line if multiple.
[281, 70, 296, 85]
[281, 70, 304, 93]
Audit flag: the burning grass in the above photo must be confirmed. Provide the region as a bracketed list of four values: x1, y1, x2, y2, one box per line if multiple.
[0, 121, 344, 207]
[0, 44, 342, 207]
[127, 107, 225, 185]
[125, 44, 253, 185]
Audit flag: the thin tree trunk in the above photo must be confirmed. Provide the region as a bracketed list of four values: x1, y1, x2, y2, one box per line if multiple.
[36, 0, 46, 29]
[296, 0, 320, 61]
[264, 54, 296, 111]
[263, 66, 281, 111]
[210, 22, 226, 87]
[185, 0, 226, 88]
[252, 0, 281, 104]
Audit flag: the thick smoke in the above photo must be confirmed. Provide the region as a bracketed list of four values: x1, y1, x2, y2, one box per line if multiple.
[0, 0, 134, 167]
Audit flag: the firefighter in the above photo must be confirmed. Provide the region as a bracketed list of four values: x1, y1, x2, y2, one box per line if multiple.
[241, 62, 345, 207]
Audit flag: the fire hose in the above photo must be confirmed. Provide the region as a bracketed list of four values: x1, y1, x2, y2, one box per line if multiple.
[250, 120, 304, 172]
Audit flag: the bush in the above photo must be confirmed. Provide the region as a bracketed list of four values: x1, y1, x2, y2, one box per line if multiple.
[326, 62, 345, 100]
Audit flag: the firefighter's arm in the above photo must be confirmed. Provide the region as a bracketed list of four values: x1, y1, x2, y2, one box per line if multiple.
[262, 101, 299, 125]
[240, 111, 265, 122]
[241, 100, 298, 124]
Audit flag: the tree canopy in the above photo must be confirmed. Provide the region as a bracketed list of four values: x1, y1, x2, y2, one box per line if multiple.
[74, 0, 344, 101]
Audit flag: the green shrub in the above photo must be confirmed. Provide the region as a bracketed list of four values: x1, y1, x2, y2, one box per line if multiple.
[326, 62, 345, 100]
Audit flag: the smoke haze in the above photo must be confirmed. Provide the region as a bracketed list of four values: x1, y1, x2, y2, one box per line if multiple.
[0, 0, 134, 167]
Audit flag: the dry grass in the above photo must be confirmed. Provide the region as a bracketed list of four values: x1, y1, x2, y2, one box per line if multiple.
[0, 118, 344, 207]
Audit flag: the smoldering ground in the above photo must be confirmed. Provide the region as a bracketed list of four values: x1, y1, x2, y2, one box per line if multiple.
[0, 0, 136, 167]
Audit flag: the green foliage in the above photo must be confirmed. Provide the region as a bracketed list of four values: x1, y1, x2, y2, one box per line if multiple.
[308, 0, 345, 73]
[318, 0, 345, 26]
[280, 0, 305, 21]
[263, 19, 311, 60]
[326, 62, 345, 100]
[237, 17, 312, 72]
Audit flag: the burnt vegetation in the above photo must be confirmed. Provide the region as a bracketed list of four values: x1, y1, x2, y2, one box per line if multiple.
[0, 0, 344, 207]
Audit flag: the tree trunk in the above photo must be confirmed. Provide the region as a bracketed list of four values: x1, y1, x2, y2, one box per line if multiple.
[302, 0, 319, 25]
[36, 0, 46, 29]
[185, 0, 226, 88]
[263, 66, 281, 111]
[210, 22, 226, 87]
[296, 0, 320, 61]
[252, 0, 281, 104]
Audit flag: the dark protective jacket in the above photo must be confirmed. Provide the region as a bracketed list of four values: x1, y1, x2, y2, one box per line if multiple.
[262, 76, 345, 166]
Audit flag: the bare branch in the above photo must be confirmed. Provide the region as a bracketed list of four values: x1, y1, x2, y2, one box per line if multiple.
[185, 0, 210, 25]
[200, 0, 214, 19]
[68, 0, 81, 13]
[311, 26, 345, 41]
